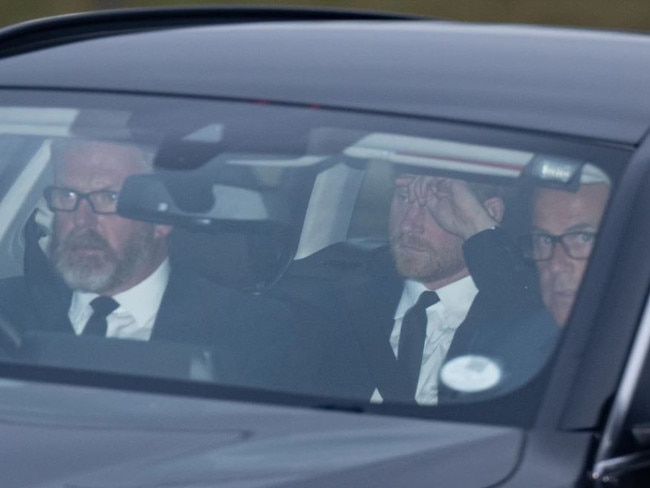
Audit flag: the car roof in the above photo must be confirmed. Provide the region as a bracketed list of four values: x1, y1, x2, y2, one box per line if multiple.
[0, 8, 649, 145]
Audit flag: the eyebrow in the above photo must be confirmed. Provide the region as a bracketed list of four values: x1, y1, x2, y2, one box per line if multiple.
[532, 222, 599, 234]
[55, 184, 121, 193]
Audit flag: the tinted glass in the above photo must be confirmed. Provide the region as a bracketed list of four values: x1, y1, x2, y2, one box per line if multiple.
[0, 90, 628, 425]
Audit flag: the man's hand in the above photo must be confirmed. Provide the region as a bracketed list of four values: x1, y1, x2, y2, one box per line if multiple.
[412, 176, 498, 240]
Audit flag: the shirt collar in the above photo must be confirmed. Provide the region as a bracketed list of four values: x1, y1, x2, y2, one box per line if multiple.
[395, 275, 478, 320]
[71, 258, 171, 328]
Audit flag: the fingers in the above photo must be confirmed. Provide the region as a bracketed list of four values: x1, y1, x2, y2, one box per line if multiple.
[395, 174, 474, 210]
[410, 176, 439, 206]
[395, 174, 438, 206]
[392, 172, 499, 239]
[418, 176, 457, 209]
[413, 176, 429, 206]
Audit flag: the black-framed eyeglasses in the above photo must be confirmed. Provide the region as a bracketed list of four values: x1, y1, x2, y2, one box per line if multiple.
[517, 231, 598, 261]
[44, 186, 120, 214]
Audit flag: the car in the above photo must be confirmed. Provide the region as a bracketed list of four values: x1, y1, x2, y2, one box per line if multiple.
[0, 5, 649, 487]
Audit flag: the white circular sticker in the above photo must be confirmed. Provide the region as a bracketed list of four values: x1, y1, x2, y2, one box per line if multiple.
[440, 355, 502, 393]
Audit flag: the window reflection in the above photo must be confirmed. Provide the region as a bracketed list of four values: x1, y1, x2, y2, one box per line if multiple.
[0, 100, 619, 422]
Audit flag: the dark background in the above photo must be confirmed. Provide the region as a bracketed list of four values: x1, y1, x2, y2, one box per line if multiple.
[0, 0, 649, 31]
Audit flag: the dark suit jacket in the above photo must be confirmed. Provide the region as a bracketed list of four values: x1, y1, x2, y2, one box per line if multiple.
[0, 258, 304, 392]
[438, 307, 559, 402]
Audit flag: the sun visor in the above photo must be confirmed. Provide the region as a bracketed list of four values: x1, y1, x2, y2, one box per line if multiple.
[0, 107, 77, 137]
[343, 133, 534, 178]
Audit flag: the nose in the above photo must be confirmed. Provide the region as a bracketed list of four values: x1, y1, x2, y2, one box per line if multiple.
[548, 242, 575, 273]
[71, 197, 98, 228]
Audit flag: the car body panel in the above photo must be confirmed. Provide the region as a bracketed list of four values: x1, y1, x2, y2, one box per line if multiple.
[0, 7, 649, 487]
[0, 21, 650, 144]
[0, 378, 523, 488]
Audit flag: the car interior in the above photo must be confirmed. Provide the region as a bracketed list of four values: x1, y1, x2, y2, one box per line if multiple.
[0, 96, 621, 413]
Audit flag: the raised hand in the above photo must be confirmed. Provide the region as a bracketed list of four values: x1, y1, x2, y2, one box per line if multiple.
[413, 176, 499, 240]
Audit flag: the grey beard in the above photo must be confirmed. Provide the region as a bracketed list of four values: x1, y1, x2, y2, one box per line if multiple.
[51, 228, 151, 294]
[56, 253, 119, 293]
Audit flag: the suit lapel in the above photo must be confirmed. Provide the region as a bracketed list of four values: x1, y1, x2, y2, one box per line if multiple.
[27, 273, 74, 334]
[151, 267, 249, 347]
[343, 247, 414, 403]
[149, 268, 209, 344]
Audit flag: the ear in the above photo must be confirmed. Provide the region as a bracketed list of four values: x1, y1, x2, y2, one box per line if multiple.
[483, 197, 505, 224]
[153, 224, 173, 239]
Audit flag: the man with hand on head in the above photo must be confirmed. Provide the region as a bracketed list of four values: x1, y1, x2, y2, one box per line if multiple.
[341, 170, 541, 405]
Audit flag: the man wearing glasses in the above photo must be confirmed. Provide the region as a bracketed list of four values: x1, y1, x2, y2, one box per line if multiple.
[439, 164, 609, 402]
[520, 166, 610, 326]
[0, 137, 305, 390]
[40, 141, 176, 340]
[44, 139, 172, 340]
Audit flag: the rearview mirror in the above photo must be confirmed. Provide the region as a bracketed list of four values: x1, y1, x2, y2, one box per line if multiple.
[117, 172, 290, 231]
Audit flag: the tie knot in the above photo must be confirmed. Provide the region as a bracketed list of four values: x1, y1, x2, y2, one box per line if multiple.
[414, 291, 439, 311]
[90, 296, 119, 318]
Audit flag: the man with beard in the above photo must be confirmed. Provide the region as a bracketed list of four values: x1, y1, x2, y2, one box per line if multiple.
[0, 139, 304, 391]
[335, 171, 545, 405]
[44, 139, 173, 340]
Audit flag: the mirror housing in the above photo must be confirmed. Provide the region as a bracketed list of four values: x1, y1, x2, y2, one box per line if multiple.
[117, 172, 290, 231]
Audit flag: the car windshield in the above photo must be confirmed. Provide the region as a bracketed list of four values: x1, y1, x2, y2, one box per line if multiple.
[0, 89, 628, 426]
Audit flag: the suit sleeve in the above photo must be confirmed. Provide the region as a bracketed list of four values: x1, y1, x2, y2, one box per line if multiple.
[462, 227, 543, 317]
[439, 228, 557, 404]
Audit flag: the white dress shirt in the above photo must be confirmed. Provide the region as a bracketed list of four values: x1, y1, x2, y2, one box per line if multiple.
[371, 275, 478, 405]
[69, 259, 171, 341]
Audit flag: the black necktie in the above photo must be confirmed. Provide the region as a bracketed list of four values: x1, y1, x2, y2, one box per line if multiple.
[398, 291, 440, 396]
[83, 296, 119, 337]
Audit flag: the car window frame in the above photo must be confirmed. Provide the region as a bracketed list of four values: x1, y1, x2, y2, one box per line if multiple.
[0, 87, 640, 429]
[535, 133, 650, 435]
